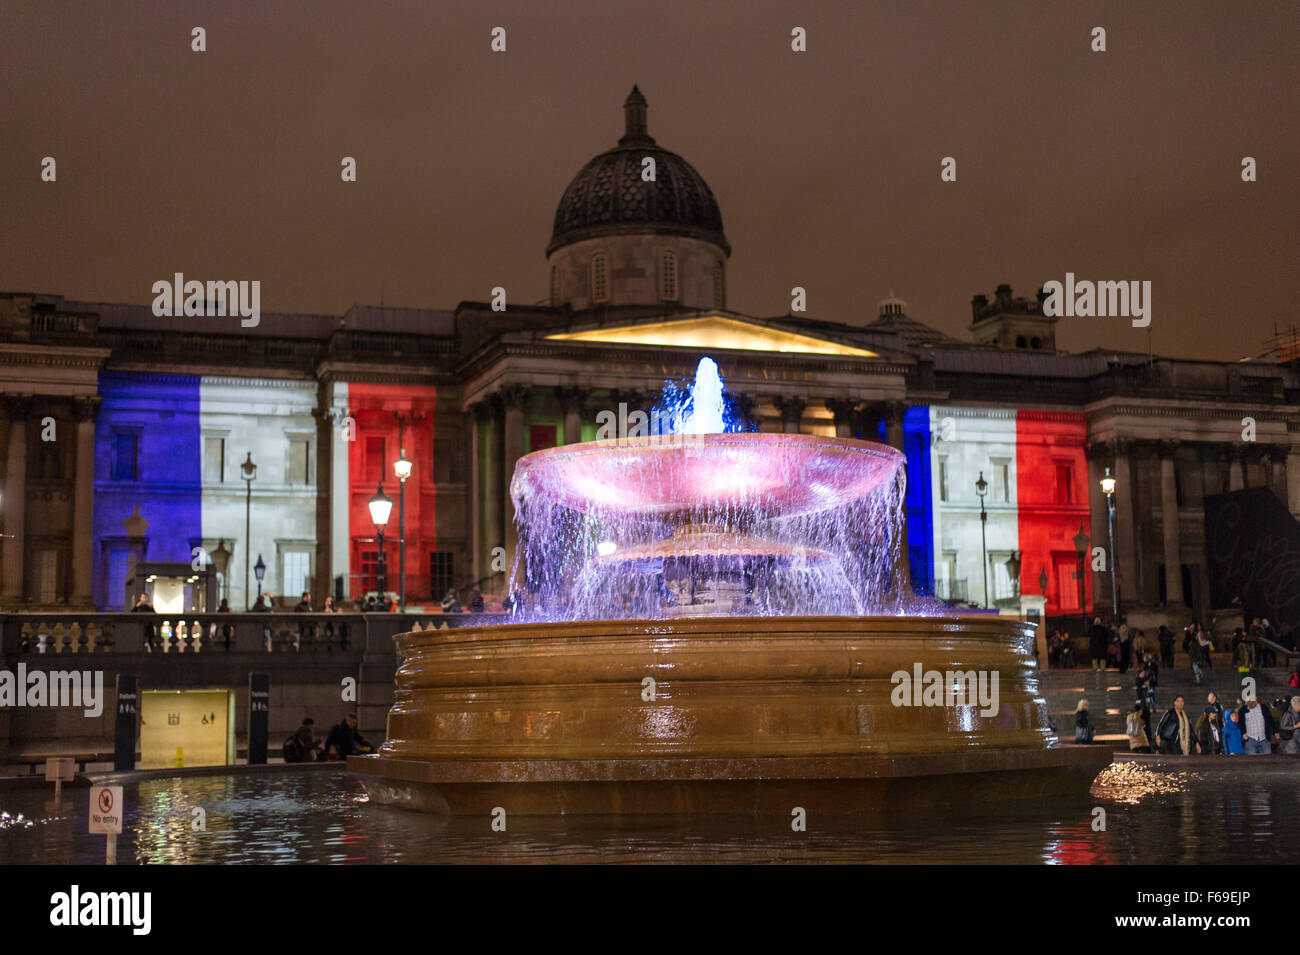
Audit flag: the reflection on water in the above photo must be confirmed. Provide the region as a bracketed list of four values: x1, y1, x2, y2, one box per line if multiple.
[1, 761, 1297, 864]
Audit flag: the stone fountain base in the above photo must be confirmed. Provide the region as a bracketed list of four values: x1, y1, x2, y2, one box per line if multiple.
[349, 615, 1112, 815]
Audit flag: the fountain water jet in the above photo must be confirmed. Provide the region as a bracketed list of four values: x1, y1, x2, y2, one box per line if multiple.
[351, 359, 1111, 814]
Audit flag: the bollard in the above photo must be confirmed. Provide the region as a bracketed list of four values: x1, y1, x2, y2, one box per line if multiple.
[175, 746, 184, 768]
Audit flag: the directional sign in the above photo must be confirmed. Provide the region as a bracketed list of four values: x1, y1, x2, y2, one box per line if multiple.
[89, 785, 123, 834]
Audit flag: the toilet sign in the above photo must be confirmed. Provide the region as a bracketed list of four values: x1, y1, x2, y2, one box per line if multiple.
[89, 785, 123, 834]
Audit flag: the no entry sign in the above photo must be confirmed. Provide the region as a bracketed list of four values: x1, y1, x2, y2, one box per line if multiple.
[89, 785, 123, 834]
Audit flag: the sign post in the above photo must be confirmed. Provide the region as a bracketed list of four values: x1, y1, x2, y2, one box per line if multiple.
[44, 757, 74, 801]
[89, 785, 124, 865]
[248, 674, 270, 764]
[114, 675, 138, 772]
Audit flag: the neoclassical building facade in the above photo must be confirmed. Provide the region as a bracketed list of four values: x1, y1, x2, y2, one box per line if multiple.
[1, 88, 1296, 634]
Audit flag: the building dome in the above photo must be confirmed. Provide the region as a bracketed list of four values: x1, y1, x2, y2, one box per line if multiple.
[547, 87, 730, 257]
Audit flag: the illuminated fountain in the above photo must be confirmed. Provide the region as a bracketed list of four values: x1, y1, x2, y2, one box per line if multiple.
[351, 358, 1111, 814]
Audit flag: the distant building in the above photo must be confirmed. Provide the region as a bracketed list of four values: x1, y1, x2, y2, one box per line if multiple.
[0, 88, 1295, 632]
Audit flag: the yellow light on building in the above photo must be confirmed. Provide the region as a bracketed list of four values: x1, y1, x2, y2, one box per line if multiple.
[546, 315, 877, 357]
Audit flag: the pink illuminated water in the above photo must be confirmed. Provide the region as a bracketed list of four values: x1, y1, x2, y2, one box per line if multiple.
[508, 358, 931, 621]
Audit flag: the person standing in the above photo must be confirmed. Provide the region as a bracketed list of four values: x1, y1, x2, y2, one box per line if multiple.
[1238, 698, 1277, 755]
[1194, 707, 1221, 755]
[1188, 631, 1205, 686]
[1118, 623, 1133, 674]
[1126, 703, 1152, 753]
[1089, 618, 1108, 671]
[1222, 710, 1244, 754]
[1158, 625, 1175, 669]
[1156, 695, 1192, 755]
[1279, 697, 1300, 755]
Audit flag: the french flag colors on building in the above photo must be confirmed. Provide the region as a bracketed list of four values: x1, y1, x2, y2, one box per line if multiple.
[92, 372, 438, 610]
[903, 406, 1093, 615]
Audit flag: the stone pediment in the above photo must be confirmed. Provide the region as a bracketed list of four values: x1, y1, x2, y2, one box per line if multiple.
[545, 314, 877, 358]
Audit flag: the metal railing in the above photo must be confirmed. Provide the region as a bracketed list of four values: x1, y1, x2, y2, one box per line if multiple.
[0, 611, 509, 657]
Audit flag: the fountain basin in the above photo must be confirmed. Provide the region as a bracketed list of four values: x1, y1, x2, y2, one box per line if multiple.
[350, 615, 1111, 814]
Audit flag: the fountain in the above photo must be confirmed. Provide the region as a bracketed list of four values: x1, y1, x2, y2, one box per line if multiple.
[350, 359, 1111, 814]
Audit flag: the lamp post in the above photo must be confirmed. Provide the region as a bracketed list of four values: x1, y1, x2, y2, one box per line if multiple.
[1100, 466, 1119, 620]
[368, 483, 393, 607]
[253, 554, 266, 605]
[1073, 524, 1090, 634]
[975, 470, 989, 606]
[240, 453, 257, 610]
[393, 449, 412, 613]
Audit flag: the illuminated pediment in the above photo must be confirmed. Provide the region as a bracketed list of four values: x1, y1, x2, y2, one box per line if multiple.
[545, 315, 876, 357]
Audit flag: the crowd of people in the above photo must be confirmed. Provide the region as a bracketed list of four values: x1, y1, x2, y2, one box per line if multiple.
[1058, 612, 1300, 757]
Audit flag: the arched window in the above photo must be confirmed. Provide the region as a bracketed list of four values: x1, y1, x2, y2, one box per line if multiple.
[1030, 336, 1042, 350]
[660, 250, 678, 302]
[550, 266, 560, 306]
[1015, 335, 1027, 349]
[713, 264, 725, 309]
[591, 252, 609, 304]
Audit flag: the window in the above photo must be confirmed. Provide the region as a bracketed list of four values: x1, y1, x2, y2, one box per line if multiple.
[108, 548, 131, 611]
[32, 549, 58, 603]
[591, 252, 609, 304]
[288, 438, 310, 485]
[1015, 336, 1027, 349]
[361, 549, 380, 591]
[992, 554, 1012, 601]
[992, 459, 1011, 503]
[430, 551, 454, 600]
[1030, 337, 1042, 349]
[938, 457, 949, 502]
[1055, 554, 1081, 611]
[364, 435, 386, 484]
[713, 264, 725, 309]
[112, 433, 138, 481]
[283, 551, 311, 596]
[660, 250, 678, 301]
[203, 437, 225, 483]
[1054, 463, 1073, 504]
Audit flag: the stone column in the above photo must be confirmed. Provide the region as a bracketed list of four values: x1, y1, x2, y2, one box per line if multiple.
[773, 395, 806, 434]
[484, 394, 504, 584]
[1265, 445, 1288, 502]
[1109, 438, 1137, 609]
[467, 403, 485, 583]
[884, 401, 906, 451]
[825, 398, 856, 439]
[1, 396, 31, 605]
[1228, 445, 1244, 491]
[555, 386, 588, 445]
[730, 393, 759, 432]
[500, 385, 530, 572]
[71, 397, 100, 607]
[1158, 440, 1184, 607]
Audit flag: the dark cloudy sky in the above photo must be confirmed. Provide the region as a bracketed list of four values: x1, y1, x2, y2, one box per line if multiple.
[2, 0, 1295, 360]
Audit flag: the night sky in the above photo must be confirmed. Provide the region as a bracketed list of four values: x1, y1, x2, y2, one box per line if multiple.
[2, 0, 1295, 360]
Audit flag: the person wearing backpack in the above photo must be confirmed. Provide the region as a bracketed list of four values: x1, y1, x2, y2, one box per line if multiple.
[283, 718, 318, 763]
[1125, 702, 1151, 753]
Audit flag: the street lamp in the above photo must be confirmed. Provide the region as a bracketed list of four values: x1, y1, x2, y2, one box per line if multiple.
[1100, 466, 1119, 619]
[1072, 523, 1090, 634]
[368, 483, 393, 608]
[393, 449, 412, 612]
[975, 470, 989, 606]
[241, 452, 257, 610]
[253, 554, 266, 605]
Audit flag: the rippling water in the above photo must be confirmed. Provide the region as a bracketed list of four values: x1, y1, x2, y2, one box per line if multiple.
[1, 761, 1296, 864]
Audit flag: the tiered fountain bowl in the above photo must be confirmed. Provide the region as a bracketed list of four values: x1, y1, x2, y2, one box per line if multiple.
[351, 374, 1110, 814]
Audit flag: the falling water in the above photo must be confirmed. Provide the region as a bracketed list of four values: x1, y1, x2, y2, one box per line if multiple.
[508, 357, 941, 621]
